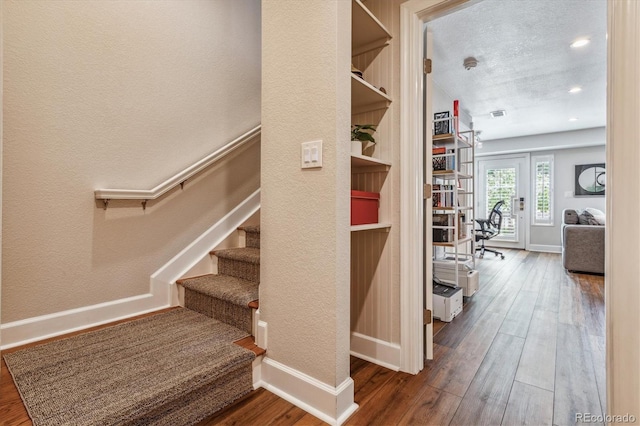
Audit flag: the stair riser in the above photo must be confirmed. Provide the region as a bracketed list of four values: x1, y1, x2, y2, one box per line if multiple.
[218, 258, 260, 284]
[185, 289, 253, 334]
[245, 231, 260, 249]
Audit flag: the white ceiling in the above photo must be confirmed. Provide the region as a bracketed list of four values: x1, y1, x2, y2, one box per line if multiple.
[427, 0, 607, 141]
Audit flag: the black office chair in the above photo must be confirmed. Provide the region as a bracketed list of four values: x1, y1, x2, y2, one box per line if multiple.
[475, 200, 505, 259]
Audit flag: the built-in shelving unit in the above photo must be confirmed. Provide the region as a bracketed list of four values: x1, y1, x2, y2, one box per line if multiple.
[432, 113, 475, 289]
[350, 0, 395, 368]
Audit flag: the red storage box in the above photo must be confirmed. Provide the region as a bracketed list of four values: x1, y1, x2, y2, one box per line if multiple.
[351, 190, 380, 225]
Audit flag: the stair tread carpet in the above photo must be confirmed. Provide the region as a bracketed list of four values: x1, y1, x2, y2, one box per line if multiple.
[3, 308, 255, 426]
[178, 274, 258, 308]
[212, 247, 260, 264]
[237, 225, 260, 234]
[238, 225, 260, 249]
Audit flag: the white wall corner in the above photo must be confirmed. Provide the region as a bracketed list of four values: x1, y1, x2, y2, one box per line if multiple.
[257, 357, 358, 426]
[1, 189, 260, 350]
[350, 332, 401, 371]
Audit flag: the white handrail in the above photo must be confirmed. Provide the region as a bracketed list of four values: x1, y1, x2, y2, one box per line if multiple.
[95, 125, 261, 206]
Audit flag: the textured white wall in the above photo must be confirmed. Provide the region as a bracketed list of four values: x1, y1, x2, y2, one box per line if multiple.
[2, 0, 261, 322]
[261, 1, 351, 386]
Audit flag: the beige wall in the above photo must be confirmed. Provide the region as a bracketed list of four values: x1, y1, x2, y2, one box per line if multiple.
[261, 1, 351, 386]
[2, 0, 261, 323]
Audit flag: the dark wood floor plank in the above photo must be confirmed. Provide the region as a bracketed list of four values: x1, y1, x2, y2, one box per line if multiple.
[478, 250, 531, 298]
[427, 311, 505, 397]
[449, 333, 525, 426]
[397, 386, 462, 426]
[554, 323, 603, 426]
[515, 309, 558, 391]
[485, 254, 538, 317]
[345, 372, 415, 425]
[433, 294, 492, 349]
[350, 358, 395, 407]
[501, 380, 554, 426]
[499, 290, 538, 338]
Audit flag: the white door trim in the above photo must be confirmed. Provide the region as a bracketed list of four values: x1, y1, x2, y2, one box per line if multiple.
[606, 0, 640, 418]
[399, 0, 470, 374]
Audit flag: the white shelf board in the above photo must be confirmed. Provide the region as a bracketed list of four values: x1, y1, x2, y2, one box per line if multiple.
[433, 133, 472, 148]
[351, 153, 392, 168]
[352, 0, 392, 56]
[433, 170, 472, 179]
[350, 222, 392, 232]
[352, 74, 392, 114]
[432, 236, 473, 247]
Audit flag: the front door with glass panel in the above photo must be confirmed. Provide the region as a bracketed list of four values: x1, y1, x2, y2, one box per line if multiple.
[477, 155, 529, 249]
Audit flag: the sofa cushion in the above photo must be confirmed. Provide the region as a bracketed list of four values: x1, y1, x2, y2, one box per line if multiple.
[564, 209, 579, 224]
[577, 209, 600, 226]
[585, 208, 606, 225]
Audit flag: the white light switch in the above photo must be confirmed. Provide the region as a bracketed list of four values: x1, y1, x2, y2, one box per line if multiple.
[564, 190, 573, 198]
[301, 140, 323, 169]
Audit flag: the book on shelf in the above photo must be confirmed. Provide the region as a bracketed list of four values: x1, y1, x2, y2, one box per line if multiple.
[433, 146, 446, 171]
[433, 213, 453, 242]
[432, 213, 466, 242]
[432, 184, 456, 208]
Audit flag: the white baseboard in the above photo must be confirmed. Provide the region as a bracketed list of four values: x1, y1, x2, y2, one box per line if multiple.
[0, 294, 169, 350]
[528, 244, 562, 253]
[1, 189, 261, 350]
[257, 357, 358, 426]
[350, 332, 401, 371]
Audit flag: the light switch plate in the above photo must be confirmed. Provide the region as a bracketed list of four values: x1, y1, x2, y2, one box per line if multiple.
[301, 140, 323, 169]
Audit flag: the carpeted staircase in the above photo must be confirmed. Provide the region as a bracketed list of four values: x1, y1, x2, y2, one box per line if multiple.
[3, 226, 264, 426]
[177, 225, 261, 335]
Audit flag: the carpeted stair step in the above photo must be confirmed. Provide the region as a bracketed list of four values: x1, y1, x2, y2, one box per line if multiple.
[177, 274, 258, 334]
[238, 225, 260, 249]
[211, 247, 260, 283]
[3, 308, 256, 426]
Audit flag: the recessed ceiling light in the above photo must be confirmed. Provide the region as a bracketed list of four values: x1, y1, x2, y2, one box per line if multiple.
[569, 117, 579, 121]
[569, 86, 582, 93]
[571, 39, 590, 48]
[490, 110, 507, 118]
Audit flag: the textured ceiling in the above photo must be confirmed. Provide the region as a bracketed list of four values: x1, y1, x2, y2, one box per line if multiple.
[427, 0, 607, 141]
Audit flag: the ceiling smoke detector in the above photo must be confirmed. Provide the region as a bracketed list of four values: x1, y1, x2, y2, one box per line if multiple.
[490, 110, 507, 118]
[463, 57, 479, 70]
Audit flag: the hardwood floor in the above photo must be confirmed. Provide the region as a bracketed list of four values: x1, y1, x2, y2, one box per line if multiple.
[0, 251, 605, 426]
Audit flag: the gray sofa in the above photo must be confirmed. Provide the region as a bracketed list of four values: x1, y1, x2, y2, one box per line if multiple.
[562, 209, 605, 274]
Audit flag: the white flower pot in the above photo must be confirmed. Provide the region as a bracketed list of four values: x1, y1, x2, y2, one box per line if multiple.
[351, 140, 362, 155]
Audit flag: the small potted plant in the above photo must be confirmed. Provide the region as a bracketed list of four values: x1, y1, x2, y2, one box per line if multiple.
[351, 124, 377, 155]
